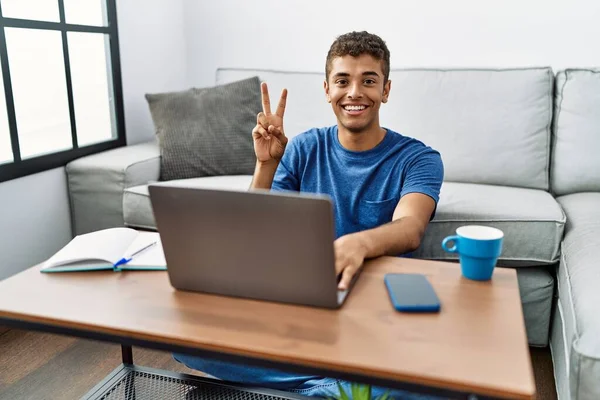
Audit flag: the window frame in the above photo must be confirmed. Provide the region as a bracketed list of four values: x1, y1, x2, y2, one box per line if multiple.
[0, 0, 125, 183]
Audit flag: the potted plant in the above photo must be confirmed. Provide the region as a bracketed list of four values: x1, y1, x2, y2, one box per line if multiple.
[328, 382, 391, 400]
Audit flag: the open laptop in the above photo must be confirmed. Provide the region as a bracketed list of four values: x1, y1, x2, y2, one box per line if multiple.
[148, 185, 362, 309]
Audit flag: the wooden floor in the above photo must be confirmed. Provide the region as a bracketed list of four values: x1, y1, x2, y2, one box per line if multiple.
[0, 327, 557, 400]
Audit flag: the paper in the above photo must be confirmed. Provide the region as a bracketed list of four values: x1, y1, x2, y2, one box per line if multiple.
[124, 232, 166, 267]
[40, 228, 166, 272]
[42, 227, 138, 269]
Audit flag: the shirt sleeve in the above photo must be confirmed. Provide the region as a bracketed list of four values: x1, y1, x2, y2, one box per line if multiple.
[271, 139, 300, 192]
[400, 148, 444, 219]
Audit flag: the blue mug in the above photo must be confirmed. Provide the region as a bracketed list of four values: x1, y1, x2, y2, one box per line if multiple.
[441, 225, 504, 281]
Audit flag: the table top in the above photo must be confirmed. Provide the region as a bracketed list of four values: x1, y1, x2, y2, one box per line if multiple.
[0, 256, 535, 399]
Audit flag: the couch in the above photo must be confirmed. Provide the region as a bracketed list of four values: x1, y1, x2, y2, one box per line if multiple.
[65, 67, 600, 400]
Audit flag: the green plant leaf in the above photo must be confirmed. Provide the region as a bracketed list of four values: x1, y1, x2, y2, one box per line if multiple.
[327, 382, 393, 400]
[337, 382, 351, 400]
[344, 382, 375, 400]
[351, 382, 362, 399]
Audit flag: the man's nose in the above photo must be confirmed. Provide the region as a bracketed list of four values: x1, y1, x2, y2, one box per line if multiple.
[347, 83, 363, 99]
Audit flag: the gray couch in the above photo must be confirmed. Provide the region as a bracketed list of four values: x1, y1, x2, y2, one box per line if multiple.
[65, 67, 600, 400]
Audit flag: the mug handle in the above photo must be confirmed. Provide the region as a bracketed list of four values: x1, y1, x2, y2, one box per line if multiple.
[442, 235, 460, 253]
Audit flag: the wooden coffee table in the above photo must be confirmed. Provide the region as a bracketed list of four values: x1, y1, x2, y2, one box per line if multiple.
[0, 257, 535, 399]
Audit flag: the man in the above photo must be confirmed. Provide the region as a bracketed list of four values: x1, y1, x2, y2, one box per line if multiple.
[175, 31, 444, 399]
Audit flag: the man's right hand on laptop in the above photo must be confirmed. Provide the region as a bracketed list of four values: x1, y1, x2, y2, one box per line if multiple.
[253, 82, 288, 163]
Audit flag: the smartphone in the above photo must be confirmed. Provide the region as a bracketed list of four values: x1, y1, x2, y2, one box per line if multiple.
[384, 273, 441, 312]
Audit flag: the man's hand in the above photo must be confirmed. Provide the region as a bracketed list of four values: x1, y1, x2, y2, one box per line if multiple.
[253, 82, 288, 163]
[334, 233, 367, 290]
[333, 193, 436, 290]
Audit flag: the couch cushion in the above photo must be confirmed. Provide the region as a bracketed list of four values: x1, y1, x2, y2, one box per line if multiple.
[414, 182, 566, 266]
[555, 193, 600, 400]
[552, 69, 600, 196]
[146, 77, 261, 181]
[123, 175, 254, 230]
[550, 295, 570, 400]
[127, 178, 565, 265]
[516, 267, 554, 347]
[218, 68, 553, 190]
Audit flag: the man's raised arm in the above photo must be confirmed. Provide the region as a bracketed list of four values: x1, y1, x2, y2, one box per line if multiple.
[250, 82, 288, 189]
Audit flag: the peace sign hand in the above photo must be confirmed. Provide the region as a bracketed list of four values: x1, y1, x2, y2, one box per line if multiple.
[253, 82, 288, 163]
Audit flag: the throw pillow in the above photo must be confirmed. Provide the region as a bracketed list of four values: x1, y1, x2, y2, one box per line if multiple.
[145, 76, 261, 181]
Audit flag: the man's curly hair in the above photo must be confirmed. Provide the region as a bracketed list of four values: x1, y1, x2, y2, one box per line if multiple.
[325, 31, 391, 83]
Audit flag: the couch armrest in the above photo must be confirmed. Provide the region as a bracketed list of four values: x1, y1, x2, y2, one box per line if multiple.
[66, 140, 161, 235]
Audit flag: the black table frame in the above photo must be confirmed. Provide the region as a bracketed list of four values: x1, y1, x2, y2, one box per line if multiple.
[81, 362, 312, 400]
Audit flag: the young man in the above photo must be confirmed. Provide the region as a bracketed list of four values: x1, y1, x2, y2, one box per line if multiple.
[175, 31, 444, 399]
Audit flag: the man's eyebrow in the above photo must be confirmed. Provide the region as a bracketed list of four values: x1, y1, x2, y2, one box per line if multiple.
[332, 71, 381, 78]
[362, 71, 380, 77]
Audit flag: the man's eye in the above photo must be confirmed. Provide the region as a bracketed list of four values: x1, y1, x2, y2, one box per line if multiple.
[364, 79, 376, 84]
[336, 80, 347, 85]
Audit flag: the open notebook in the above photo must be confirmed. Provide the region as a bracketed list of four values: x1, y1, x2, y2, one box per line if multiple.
[41, 227, 166, 273]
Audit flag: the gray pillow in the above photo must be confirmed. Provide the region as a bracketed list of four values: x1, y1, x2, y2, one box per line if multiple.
[145, 76, 261, 181]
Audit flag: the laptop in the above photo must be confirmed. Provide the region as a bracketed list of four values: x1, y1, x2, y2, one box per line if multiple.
[148, 185, 362, 309]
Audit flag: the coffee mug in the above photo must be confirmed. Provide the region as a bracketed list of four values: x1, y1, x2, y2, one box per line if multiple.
[441, 225, 504, 281]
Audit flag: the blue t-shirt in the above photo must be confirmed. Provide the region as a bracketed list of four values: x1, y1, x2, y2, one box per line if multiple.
[272, 126, 444, 239]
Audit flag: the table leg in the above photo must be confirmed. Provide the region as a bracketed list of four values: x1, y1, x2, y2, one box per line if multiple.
[121, 344, 133, 364]
[121, 346, 136, 399]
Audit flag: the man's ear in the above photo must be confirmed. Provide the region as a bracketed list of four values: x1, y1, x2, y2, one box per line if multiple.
[324, 80, 331, 103]
[382, 80, 391, 103]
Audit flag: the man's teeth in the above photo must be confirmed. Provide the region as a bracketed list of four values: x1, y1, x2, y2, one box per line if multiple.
[344, 105, 366, 111]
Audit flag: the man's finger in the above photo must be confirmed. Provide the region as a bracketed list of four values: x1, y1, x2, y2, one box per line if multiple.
[257, 112, 268, 129]
[268, 125, 282, 137]
[268, 126, 288, 144]
[252, 124, 269, 140]
[334, 257, 345, 275]
[338, 267, 355, 290]
[275, 88, 288, 118]
[261, 82, 271, 115]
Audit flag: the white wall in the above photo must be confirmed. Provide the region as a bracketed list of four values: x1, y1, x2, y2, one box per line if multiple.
[117, 0, 187, 144]
[0, 168, 72, 280]
[183, 0, 600, 87]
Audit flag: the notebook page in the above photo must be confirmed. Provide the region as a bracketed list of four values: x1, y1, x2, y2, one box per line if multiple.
[42, 228, 139, 269]
[123, 232, 166, 267]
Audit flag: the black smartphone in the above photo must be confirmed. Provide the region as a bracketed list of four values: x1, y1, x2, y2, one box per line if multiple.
[384, 273, 441, 312]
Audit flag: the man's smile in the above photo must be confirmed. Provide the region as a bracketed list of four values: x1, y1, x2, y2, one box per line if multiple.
[342, 104, 369, 115]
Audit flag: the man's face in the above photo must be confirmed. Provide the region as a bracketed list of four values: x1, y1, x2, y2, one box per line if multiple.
[325, 54, 391, 134]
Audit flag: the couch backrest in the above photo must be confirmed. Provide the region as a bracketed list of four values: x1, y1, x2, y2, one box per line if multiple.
[217, 67, 553, 190]
[551, 69, 600, 196]
[383, 68, 553, 190]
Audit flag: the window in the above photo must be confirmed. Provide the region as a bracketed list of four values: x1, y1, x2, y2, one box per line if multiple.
[0, 0, 125, 182]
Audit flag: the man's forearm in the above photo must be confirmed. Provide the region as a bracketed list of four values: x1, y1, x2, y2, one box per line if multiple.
[355, 216, 426, 259]
[250, 160, 279, 189]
